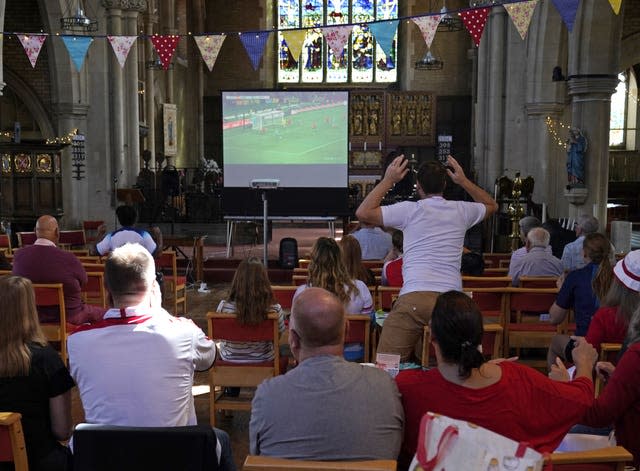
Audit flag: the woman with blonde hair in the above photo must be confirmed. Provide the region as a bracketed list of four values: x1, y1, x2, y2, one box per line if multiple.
[0, 275, 74, 471]
[339, 234, 375, 286]
[216, 257, 285, 362]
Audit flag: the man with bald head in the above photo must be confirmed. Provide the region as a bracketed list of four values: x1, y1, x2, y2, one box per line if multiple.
[509, 227, 563, 286]
[13, 215, 106, 324]
[249, 287, 404, 461]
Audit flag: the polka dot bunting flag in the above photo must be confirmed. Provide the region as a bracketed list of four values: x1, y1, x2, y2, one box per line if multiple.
[150, 34, 180, 70]
[459, 7, 491, 47]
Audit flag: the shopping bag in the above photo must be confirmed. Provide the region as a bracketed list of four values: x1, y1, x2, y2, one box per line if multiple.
[408, 412, 545, 471]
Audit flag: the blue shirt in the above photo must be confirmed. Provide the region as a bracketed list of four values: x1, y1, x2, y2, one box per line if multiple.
[555, 262, 600, 336]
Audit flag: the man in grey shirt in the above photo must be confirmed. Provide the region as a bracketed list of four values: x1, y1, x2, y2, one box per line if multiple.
[509, 227, 563, 286]
[249, 287, 404, 460]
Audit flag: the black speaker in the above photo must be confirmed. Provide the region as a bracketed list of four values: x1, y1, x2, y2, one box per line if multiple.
[279, 237, 298, 269]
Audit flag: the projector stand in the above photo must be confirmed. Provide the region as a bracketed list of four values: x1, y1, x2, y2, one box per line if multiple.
[261, 190, 268, 268]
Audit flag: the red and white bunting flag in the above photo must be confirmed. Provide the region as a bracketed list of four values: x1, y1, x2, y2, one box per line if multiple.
[107, 36, 137, 68]
[17, 33, 47, 68]
[504, 0, 539, 40]
[194, 34, 226, 72]
[459, 7, 491, 47]
[150, 34, 180, 70]
[412, 15, 442, 49]
[323, 25, 354, 58]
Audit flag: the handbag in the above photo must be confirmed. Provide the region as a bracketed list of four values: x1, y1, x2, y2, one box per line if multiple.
[408, 412, 546, 471]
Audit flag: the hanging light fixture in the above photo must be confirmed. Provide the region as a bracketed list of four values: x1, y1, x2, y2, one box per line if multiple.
[414, 49, 444, 70]
[60, 0, 98, 32]
[437, 0, 463, 32]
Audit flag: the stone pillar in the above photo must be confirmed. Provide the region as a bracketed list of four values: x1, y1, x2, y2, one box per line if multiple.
[144, 11, 159, 171]
[123, 2, 146, 185]
[476, 8, 508, 190]
[102, 2, 126, 204]
[0, 0, 5, 95]
[162, 0, 176, 104]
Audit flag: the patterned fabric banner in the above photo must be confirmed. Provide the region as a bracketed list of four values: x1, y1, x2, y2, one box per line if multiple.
[504, 0, 539, 40]
[107, 35, 137, 68]
[412, 15, 442, 49]
[323, 25, 353, 59]
[460, 7, 491, 47]
[194, 34, 226, 72]
[61, 36, 93, 72]
[281, 30, 307, 61]
[368, 19, 399, 58]
[551, 0, 580, 32]
[239, 31, 271, 71]
[608, 0, 622, 14]
[17, 33, 47, 68]
[150, 34, 180, 70]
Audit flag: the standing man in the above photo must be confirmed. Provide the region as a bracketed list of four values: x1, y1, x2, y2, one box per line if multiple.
[356, 155, 497, 362]
[68, 243, 235, 471]
[13, 215, 105, 324]
[250, 287, 403, 460]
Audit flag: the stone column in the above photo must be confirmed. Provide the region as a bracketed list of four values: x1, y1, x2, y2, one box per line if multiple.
[0, 0, 5, 95]
[123, 2, 147, 185]
[144, 11, 159, 171]
[102, 2, 126, 204]
[161, 0, 176, 104]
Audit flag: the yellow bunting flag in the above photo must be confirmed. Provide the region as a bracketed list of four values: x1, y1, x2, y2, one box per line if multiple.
[608, 0, 622, 14]
[504, 0, 539, 40]
[281, 30, 308, 61]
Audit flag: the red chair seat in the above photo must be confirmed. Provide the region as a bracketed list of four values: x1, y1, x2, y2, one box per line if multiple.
[165, 275, 186, 285]
[508, 323, 557, 332]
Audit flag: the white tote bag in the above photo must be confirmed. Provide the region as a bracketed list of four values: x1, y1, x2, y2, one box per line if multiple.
[408, 412, 546, 471]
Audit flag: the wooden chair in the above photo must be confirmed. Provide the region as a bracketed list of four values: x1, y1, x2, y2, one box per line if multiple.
[421, 325, 432, 367]
[82, 220, 104, 244]
[0, 412, 28, 471]
[462, 276, 512, 288]
[519, 276, 559, 288]
[0, 234, 12, 254]
[82, 272, 107, 308]
[16, 232, 36, 247]
[0, 269, 11, 276]
[292, 275, 307, 286]
[298, 258, 311, 268]
[463, 287, 508, 324]
[377, 286, 401, 312]
[292, 267, 308, 276]
[76, 255, 102, 264]
[483, 267, 509, 276]
[421, 323, 504, 367]
[81, 262, 105, 273]
[243, 456, 397, 471]
[157, 250, 187, 316]
[483, 253, 512, 269]
[271, 285, 298, 310]
[595, 343, 622, 397]
[345, 314, 371, 362]
[362, 260, 384, 270]
[58, 230, 87, 249]
[548, 446, 632, 470]
[73, 423, 218, 471]
[33, 283, 73, 363]
[504, 287, 561, 369]
[68, 248, 90, 257]
[207, 312, 281, 427]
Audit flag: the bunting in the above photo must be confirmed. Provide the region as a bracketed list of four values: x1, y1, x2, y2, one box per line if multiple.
[61, 36, 93, 72]
[412, 15, 442, 49]
[281, 30, 308, 61]
[194, 34, 226, 72]
[150, 34, 180, 70]
[551, 0, 580, 32]
[608, 0, 622, 14]
[459, 7, 491, 47]
[323, 25, 353, 59]
[504, 0, 539, 40]
[17, 33, 47, 68]
[239, 31, 271, 71]
[368, 20, 399, 58]
[107, 35, 137, 68]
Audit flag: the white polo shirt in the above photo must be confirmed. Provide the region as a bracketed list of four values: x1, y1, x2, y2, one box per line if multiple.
[68, 305, 215, 427]
[381, 197, 486, 295]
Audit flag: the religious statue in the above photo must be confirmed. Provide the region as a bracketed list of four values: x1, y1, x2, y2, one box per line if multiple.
[566, 128, 587, 188]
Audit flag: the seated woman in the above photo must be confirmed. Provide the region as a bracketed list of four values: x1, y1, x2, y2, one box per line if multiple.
[547, 233, 614, 369]
[0, 275, 74, 471]
[294, 237, 373, 360]
[216, 257, 285, 363]
[583, 250, 640, 352]
[339, 235, 375, 286]
[580, 294, 640, 468]
[382, 230, 403, 286]
[395, 291, 597, 469]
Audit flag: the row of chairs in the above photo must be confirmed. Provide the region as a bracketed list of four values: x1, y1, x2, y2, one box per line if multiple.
[2, 413, 633, 470]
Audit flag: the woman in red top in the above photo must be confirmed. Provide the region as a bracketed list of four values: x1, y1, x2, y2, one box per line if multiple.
[395, 291, 598, 470]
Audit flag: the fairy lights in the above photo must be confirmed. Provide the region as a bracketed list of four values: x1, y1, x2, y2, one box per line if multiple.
[545, 116, 571, 150]
[45, 129, 79, 145]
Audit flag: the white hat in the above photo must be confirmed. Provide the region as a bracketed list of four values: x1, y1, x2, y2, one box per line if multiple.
[613, 250, 640, 292]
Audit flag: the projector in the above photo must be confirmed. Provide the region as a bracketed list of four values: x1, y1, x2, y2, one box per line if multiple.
[251, 179, 280, 189]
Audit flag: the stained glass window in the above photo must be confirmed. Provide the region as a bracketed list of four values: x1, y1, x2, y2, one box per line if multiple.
[277, 0, 398, 84]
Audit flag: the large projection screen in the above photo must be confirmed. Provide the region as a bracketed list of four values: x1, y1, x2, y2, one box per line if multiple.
[222, 90, 350, 216]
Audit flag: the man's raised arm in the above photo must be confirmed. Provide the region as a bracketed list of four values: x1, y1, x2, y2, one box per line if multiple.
[356, 155, 409, 226]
